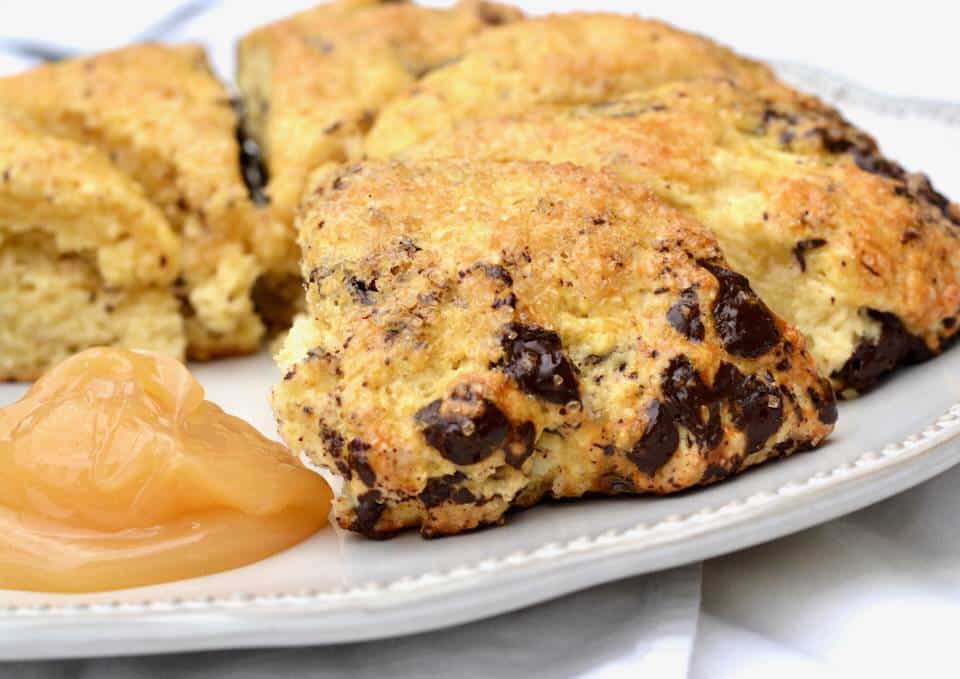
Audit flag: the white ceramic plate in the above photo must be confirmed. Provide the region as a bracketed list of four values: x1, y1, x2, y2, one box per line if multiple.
[2, 67, 960, 661]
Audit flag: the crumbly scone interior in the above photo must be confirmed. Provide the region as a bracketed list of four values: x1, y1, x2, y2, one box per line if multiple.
[0, 44, 279, 361]
[0, 117, 184, 380]
[396, 79, 960, 393]
[272, 160, 836, 537]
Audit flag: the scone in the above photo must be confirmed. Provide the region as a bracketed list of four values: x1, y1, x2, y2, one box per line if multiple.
[0, 44, 281, 361]
[397, 79, 960, 395]
[236, 0, 523, 272]
[0, 117, 183, 380]
[271, 160, 836, 537]
[365, 12, 775, 157]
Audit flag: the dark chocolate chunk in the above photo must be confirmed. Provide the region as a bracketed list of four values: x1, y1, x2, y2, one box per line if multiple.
[666, 286, 704, 342]
[319, 423, 345, 457]
[851, 148, 906, 182]
[792, 238, 827, 272]
[498, 324, 580, 404]
[700, 260, 780, 358]
[352, 490, 385, 537]
[419, 472, 471, 507]
[626, 352, 805, 473]
[231, 98, 270, 204]
[914, 176, 960, 227]
[628, 400, 680, 475]
[661, 355, 722, 449]
[832, 309, 932, 393]
[347, 439, 375, 486]
[700, 462, 730, 484]
[415, 388, 510, 465]
[807, 381, 838, 425]
[713, 362, 784, 454]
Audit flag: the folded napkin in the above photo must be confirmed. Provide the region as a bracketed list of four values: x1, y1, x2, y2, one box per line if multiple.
[693, 458, 960, 679]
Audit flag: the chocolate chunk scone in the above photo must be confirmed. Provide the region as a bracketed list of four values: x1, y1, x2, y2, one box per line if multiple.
[364, 12, 775, 157]
[271, 160, 836, 537]
[236, 0, 523, 273]
[0, 44, 282, 362]
[0, 116, 183, 380]
[399, 78, 960, 395]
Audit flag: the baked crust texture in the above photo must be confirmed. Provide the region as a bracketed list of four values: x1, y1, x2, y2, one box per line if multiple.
[272, 160, 836, 537]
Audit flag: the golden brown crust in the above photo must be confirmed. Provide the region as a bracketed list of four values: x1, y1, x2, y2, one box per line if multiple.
[236, 0, 523, 268]
[0, 44, 276, 361]
[272, 160, 835, 537]
[399, 78, 960, 394]
[365, 12, 775, 157]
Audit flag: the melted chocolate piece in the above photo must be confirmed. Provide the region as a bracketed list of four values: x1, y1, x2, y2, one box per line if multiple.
[807, 381, 838, 425]
[700, 462, 730, 484]
[319, 423, 345, 457]
[498, 324, 580, 404]
[628, 400, 680, 475]
[713, 363, 784, 454]
[699, 261, 780, 358]
[419, 472, 474, 507]
[626, 354, 806, 474]
[230, 99, 269, 205]
[832, 309, 932, 393]
[666, 286, 704, 342]
[792, 238, 827, 272]
[347, 439, 375, 486]
[661, 356, 722, 450]
[914, 176, 960, 227]
[352, 490, 385, 537]
[851, 148, 906, 182]
[415, 388, 510, 465]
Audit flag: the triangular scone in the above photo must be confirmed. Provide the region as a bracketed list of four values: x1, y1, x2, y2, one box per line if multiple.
[236, 0, 523, 268]
[364, 12, 775, 157]
[398, 79, 960, 395]
[272, 160, 836, 538]
[0, 44, 280, 359]
[0, 117, 183, 380]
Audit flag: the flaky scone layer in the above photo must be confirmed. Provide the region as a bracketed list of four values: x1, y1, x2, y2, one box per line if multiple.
[0, 44, 277, 360]
[399, 79, 960, 394]
[272, 160, 836, 537]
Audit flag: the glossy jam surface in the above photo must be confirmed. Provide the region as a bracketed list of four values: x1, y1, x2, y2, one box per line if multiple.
[0, 348, 332, 593]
